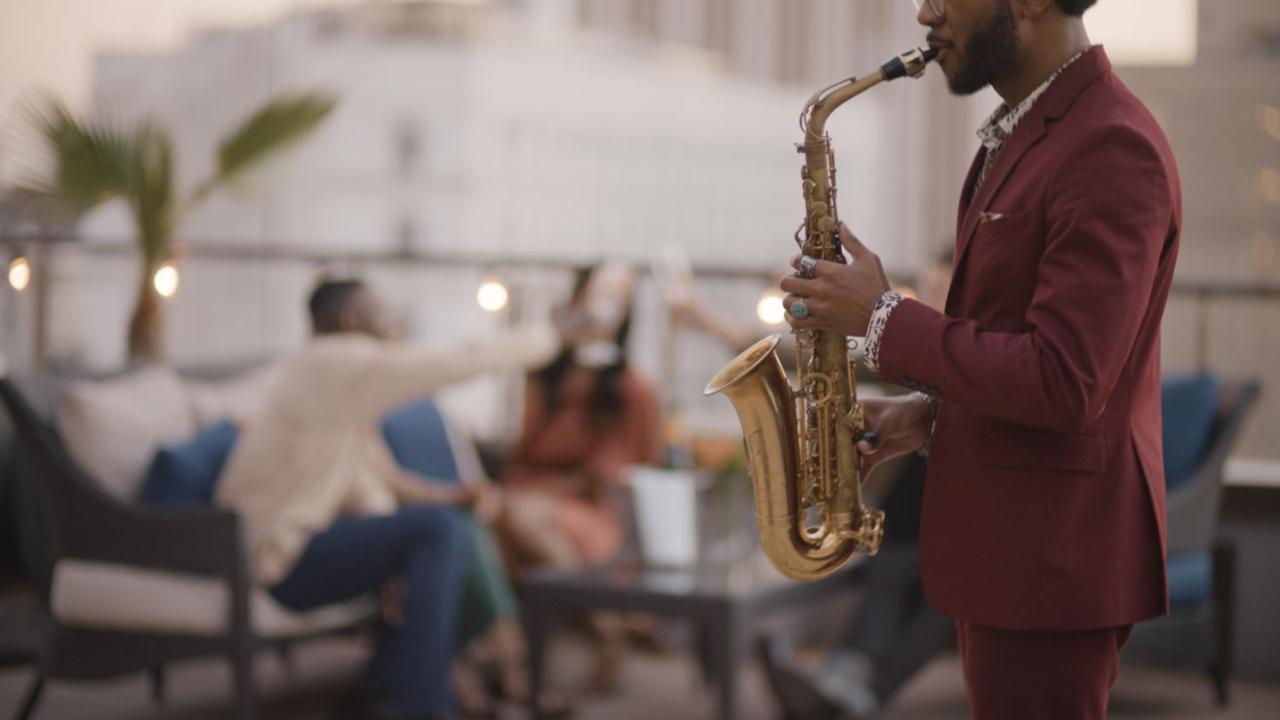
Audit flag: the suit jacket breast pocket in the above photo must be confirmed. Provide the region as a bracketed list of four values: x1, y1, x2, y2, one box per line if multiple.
[965, 211, 1042, 314]
[978, 419, 1106, 474]
[971, 211, 1037, 248]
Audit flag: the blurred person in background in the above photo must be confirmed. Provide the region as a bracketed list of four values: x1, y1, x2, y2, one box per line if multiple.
[216, 278, 592, 720]
[497, 262, 663, 691]
[757, 248, 956, 720]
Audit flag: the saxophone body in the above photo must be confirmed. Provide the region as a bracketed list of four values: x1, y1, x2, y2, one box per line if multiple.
[705, 47, 936, 581]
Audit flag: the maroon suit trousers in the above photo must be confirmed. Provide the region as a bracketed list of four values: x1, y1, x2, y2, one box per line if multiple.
[956, 621, 1132, 720]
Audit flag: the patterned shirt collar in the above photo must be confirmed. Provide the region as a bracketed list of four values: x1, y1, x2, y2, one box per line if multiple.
[977, 48, 1090, 152]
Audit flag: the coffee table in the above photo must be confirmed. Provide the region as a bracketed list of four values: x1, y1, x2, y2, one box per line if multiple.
[518, 555, 865, 720]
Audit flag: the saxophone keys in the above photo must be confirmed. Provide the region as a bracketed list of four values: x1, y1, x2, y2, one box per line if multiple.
[843, 404, 866, 432]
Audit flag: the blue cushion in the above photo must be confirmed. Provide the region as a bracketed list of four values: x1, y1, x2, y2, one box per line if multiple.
[138, 420, 239, 508]
[1167, 551, 1213, 609]
[381, 398, 460, 483]
[1161, 374, 1219, 492]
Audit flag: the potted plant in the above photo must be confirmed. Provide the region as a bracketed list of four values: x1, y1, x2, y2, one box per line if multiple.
[17, 93, 336, 362]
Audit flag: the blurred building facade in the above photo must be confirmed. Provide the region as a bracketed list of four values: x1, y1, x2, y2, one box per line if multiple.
[0, 0, 1276, 460]
[12, 0, 973, 439]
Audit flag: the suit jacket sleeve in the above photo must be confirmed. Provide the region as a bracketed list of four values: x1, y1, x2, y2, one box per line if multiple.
[876, 125, 1174, 433]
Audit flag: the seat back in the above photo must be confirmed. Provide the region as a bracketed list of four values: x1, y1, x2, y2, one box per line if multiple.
[0, 379, 134, 580]
[1164, 378, 1261, 556]
[382, 397, 460, 482]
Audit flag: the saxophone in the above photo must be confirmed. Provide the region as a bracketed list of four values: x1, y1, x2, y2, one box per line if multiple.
[705, 47, 937, 581]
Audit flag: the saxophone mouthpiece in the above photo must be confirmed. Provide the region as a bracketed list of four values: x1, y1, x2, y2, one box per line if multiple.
[881, 47, 937, 81]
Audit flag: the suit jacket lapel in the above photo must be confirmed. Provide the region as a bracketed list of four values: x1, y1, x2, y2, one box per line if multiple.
[950, 46, 1114, 288]
[954, 147, 986, 265]
[954, 117, 1049, 263]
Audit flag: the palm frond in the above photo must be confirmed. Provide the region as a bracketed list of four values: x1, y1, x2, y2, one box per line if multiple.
[210, 92, 337, 191]
[129, 122, 176, 264]
[20, 99, 134, 215]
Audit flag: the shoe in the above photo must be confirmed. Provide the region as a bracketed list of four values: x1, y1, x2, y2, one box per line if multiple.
[813, 651, 880, 719]
[755, 637, 880, 720]
[330, 686, 403, 720]
[755, 636, 843, 720]
[330, 687, 463, 720]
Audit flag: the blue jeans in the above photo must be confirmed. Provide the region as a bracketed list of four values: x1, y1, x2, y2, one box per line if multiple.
[270, 505, 472, 717]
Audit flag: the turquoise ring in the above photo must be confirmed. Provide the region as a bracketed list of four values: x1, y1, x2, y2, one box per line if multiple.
[789, 300, 809, 319]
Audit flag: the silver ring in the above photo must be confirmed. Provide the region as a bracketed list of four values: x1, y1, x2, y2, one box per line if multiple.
[789, 300, 809, 319]
[797, 256, 818, 279]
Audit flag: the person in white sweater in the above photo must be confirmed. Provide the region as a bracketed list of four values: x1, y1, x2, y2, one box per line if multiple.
[215, 278, 590, 720]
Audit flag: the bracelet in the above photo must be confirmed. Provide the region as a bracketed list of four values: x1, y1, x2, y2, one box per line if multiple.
[913, 392, 940, 458]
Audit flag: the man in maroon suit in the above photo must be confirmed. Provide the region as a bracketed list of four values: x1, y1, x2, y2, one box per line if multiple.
[780, 0, 1180, 717]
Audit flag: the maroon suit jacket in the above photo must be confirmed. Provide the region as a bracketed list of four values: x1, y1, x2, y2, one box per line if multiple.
[877, 47, 1179, 631]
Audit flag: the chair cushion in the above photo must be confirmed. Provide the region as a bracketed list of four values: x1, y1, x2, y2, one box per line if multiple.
[51, 558, 375, 639]
[1167, 551, 1213, 609]
[382, 398, 460, 482]
[1161, 374, 1220, 491]
[184, 362, 282, 427]
[138, 420, 240, 507]
[138, 397, 474, 509]
[57, 367, 196, 500]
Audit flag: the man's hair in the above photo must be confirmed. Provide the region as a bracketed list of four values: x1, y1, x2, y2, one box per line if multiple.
[1054, 0, 1097, 17]
[308, 278, 365, 334]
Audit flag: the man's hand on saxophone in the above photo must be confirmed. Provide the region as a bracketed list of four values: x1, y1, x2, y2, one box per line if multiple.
[853, 395, 934, 476]
[778, 221, 935, 475]
[779, 223, 891, 336]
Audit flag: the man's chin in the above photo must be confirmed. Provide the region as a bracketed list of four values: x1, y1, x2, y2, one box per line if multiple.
[946, 70, 990, 97]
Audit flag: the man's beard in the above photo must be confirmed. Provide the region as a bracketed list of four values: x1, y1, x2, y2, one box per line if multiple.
[948, 0, 1021, 95]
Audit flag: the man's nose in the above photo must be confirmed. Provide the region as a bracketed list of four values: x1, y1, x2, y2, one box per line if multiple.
[917, 4, 943, 27]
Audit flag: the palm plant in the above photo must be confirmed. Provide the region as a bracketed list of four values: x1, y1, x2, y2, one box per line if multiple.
[18, 93, 336, 362]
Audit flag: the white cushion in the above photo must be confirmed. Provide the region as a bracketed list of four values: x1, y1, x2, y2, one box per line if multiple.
[57, 366, 196, 499]
[184, 361, 283, 427]
[51, 559, 375, 639]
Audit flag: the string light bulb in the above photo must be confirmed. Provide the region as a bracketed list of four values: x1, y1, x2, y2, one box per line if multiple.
[476, 277, 509, 313]
[153, 262, 180, 299]
[8, 256, 31, 292]
[1258, 103, 1280, 142]
[757, 289, 786, 326]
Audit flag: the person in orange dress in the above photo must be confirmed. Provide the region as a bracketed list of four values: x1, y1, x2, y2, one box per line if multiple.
[498, 262, 662, 689]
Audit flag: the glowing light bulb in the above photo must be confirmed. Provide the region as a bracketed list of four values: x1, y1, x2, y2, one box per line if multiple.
[8, 257, 31, 292]
[757, 289, 786, 326]
[1258, 103, 1280, 142]
[1250, 232, 1277, 271]
[153, 263, 180, 299]
[1256, 167, 1280, 206]
[477, 278, 509, 313]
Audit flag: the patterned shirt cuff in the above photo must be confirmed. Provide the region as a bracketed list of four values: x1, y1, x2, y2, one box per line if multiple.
[863, 291, 904, 374]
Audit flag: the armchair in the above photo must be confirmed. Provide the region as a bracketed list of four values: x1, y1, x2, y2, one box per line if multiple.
[0, 376, 375, 720]
[1124, 376, 1261, 707]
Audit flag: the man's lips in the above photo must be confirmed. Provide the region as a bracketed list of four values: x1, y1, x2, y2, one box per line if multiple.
[928, 39, 953, 64]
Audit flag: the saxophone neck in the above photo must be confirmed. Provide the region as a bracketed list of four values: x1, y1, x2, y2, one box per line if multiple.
[882, 46, 938, 80]
[801, 46, 938, 142]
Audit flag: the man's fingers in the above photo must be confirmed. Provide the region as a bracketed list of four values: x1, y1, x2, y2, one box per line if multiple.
[784, 311, 819, 331]
[856, 428, 881, 453]
[782, 293, 823, 321]
[779, 275, 816, 295]
[789, 254, 846, 280]
[839, 223, 871, 259]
